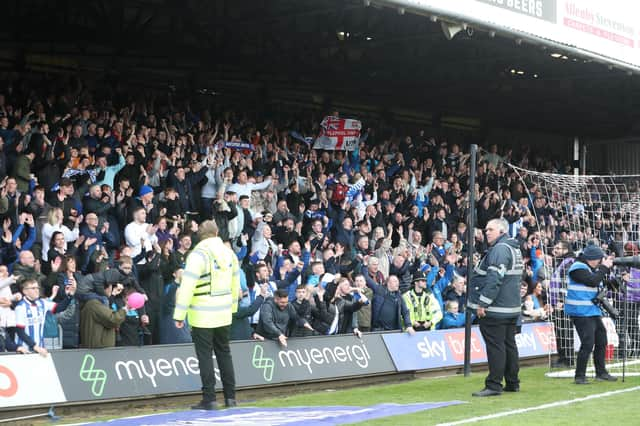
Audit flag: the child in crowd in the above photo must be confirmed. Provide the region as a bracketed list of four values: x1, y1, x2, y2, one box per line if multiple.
[441, 300, 467, 329]
[291, 284, 313, 337]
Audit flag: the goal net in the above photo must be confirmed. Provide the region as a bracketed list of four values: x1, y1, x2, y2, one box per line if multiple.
[507, 165, 640, 378]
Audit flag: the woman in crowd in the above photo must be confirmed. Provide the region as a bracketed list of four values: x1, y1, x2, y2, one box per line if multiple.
[523, 280, 552, 321]
[42, 207, 79, 262]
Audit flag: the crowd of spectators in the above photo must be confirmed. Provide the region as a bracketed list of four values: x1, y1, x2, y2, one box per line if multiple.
[0, 76, 602, 355]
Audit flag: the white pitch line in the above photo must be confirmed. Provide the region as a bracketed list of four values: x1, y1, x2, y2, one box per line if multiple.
[436, 385, 640, 426]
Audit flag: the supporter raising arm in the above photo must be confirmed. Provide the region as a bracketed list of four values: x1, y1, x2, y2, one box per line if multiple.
[14, 278, 76, 355]
[366, 274, 415, 335]
[226, 169, 272, 199]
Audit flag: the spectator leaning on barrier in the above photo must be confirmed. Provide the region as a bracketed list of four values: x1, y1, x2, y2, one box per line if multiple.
[367, 275, 415, 335]
[257, 288, 314, 346]
[522, 280, 552, 322]
[158, 269, 192, 344]
[0, 266, 23, 353]
[324, 276, 368, 336]
[291, 283, 314, 337]
[442, 273, 467, 316]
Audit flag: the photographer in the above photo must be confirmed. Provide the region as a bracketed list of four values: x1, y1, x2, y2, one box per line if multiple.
[566, 244, 618, 384]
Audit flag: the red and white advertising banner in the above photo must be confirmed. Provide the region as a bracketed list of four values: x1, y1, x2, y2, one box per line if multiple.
[313, 116, 361, 151]
[380, 0, 640, 70]
[0, 354, 66, 408]
[382, 322, 556, 372]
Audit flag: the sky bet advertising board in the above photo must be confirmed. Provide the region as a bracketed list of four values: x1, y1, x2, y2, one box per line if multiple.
[382, 323, 556, 371]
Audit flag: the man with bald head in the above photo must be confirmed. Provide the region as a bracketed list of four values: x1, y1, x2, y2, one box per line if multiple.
[83, 184, 111, 217]
[12, 250, 46, 293]
[79, 212, 112, 272]
[227, 169, 272, 199]
[367, 274, 415, 335]
[469, 218, 524, 397]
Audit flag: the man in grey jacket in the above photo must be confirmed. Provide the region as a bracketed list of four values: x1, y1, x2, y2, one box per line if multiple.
[469, 218, 524, 397]
[256, 289, 313, 347]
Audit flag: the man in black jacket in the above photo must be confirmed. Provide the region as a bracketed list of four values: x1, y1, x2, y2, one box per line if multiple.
[212, 191, 238, 243]
[324, 277, 368, 335]
[469, 218, 524, 397]
[389, 254, 412, 294]
[292, 284, 314, 337]
[367, 275, 415, 334]
[230, 283, 268, 341]
[83, 184, 112, 217]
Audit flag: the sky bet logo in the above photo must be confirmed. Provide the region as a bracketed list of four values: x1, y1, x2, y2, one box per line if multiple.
[252, 345, 275, 382]
[417, 330, 486, 363]
[79, 354, 107, 397]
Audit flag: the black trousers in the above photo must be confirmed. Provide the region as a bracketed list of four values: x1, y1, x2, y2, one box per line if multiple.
[479, 317, 520, 391]
[572, 316, 607, 378]
[191, 325, 236, 402]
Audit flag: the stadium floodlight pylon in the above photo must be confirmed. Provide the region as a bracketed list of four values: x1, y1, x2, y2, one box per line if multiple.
[507, 165, 640, 379]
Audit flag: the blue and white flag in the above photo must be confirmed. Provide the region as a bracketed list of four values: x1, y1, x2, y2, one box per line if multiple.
[224, 141, 254, 151]
[63, 168, 99, 182]
[346, 177, 366, 202]
[290, 131, 314, 146]
[52, 168, 99, 191]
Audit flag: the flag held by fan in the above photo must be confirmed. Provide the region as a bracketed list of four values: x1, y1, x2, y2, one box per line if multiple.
[313, 116, 361, 151]
[224, 141, 255, 151]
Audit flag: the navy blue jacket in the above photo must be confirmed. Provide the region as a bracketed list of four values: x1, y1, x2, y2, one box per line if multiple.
[468, 233, 524, 319]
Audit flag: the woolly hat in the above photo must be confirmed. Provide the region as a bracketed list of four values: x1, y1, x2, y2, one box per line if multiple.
[139, 185, 153, 197]
[582, 244, 605, 260]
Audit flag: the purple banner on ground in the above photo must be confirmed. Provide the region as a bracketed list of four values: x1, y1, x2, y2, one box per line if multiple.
[90, 402, 465, 425]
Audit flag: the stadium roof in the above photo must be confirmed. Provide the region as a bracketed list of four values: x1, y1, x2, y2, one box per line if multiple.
[0, 0, 637, 139]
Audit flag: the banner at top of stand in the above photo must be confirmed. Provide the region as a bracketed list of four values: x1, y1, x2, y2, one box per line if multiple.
[380, 0, 640, 70]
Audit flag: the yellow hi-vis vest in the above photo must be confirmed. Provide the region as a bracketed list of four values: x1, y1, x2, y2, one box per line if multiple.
[173, 237, 240, 328]
[402, 289, 443, 331]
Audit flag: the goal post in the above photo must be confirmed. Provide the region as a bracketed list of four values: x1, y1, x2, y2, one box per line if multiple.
[506, 165, 640, 379]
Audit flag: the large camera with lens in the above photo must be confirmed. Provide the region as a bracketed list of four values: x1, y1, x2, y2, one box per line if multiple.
[592, 288, 619, 318]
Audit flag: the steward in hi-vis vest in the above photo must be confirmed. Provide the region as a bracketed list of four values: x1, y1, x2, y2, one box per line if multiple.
[174, 236, 240, 328]
[173, 220, 240, 410]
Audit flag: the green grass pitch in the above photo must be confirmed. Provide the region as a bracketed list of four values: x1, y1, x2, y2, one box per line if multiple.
[51, 366, 640, 425]
[252, 366, 640, 425]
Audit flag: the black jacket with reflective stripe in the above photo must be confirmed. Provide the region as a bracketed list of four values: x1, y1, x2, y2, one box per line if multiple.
[469, 234, 524, 319]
